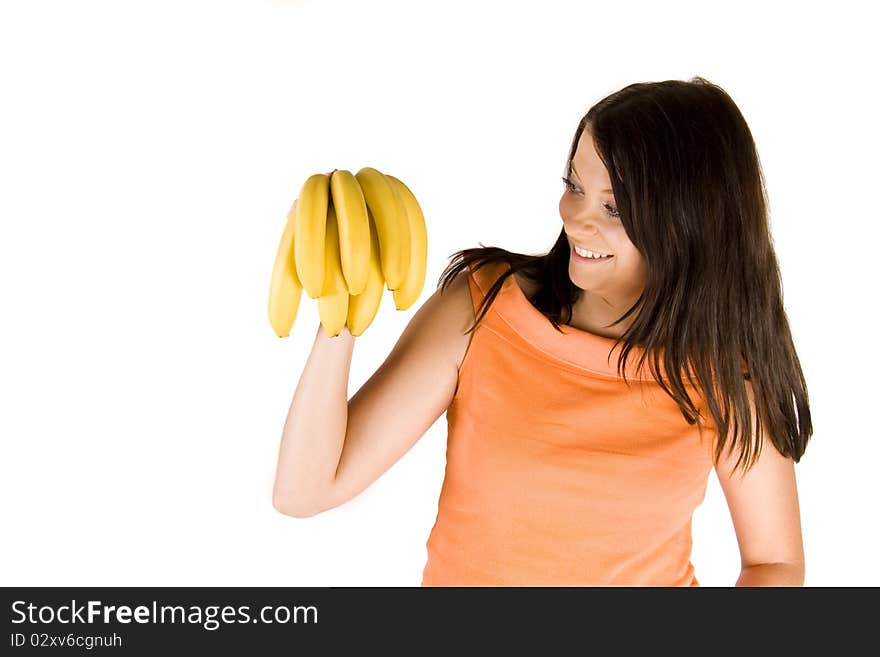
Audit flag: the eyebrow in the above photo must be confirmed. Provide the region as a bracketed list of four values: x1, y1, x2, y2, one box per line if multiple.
[570, 163, 613, 193]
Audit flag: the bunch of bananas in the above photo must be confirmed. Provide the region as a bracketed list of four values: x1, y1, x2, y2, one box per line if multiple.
[268, 167, 427, 338]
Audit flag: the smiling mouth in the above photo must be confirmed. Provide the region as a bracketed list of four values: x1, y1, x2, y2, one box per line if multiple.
[570, 244, 614, 262]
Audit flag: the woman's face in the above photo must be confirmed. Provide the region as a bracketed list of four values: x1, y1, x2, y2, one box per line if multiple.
[558, 130, 648, 304]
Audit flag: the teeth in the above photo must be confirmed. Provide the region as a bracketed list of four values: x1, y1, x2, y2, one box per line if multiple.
[573, 245, 611, 259]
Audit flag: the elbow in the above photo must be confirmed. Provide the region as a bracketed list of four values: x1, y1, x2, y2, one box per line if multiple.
[788, 561, 806, 587]
[272, 490, 324, 519]
[737, 560, 805, 587]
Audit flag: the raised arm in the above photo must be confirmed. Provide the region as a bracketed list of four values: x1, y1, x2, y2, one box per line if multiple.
[272, 269, 474, 517]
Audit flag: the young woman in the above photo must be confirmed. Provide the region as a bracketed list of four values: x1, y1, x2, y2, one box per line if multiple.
[272, 77, 811, 587]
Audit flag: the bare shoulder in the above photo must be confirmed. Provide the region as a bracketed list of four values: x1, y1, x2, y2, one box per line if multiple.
[427, 265, 529, 372]
[434, 268, 477, 372]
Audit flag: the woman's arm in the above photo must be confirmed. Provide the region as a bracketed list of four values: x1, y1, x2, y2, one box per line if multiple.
[272, 269, 474, 517]
[272, 322, 356, 517]
[736, 562, 805, 586]
[714, 381, 806, 586]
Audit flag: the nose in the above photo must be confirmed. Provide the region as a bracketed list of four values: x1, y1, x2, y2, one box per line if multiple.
[559, 196, 608, 246]
[562, 211, 601, 237]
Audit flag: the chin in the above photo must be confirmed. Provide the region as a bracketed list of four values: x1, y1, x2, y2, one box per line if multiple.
[567, 268, 591, 292]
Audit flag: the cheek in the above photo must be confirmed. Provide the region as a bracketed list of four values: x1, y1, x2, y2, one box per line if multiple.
[622, 253, 649, 285]
[609, 237, 646, 275]
[609, 229, 638, 257]
[558, 196, 568, 219]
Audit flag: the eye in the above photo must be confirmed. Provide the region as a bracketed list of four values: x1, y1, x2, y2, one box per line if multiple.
[561, 176, 578, 193]
[562, 177, 620, 218]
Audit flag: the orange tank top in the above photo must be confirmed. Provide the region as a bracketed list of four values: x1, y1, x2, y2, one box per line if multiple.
[421, 260, 719, 586]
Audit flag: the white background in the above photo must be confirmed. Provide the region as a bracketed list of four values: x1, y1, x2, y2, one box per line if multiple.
[1, 0, 877, 587]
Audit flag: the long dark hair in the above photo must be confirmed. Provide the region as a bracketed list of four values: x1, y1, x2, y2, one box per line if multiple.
[436, 77, 812, 476]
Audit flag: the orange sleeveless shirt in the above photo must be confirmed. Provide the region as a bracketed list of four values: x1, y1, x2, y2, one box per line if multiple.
[421, 261, 720, 586]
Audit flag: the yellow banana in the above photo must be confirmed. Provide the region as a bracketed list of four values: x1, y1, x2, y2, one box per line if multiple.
[385, 174, 427, 311]
[294, 172, 331, 299]
[267, 201, 303, 338]
[317, 201, 349, 337]
[354, 167, 411, 290]
[346, 207, 385, 336]
[329, 169, 371, 295]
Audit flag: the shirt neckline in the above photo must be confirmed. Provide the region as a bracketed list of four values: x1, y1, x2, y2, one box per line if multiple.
[476, 261, 663, 381]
